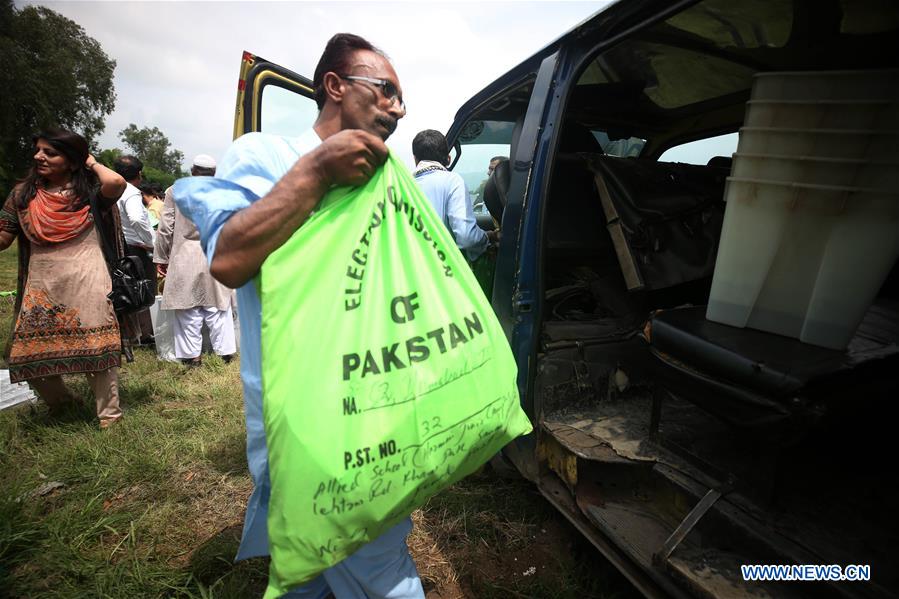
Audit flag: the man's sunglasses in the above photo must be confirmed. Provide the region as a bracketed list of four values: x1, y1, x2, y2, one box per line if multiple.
[340, 75, 406, 112]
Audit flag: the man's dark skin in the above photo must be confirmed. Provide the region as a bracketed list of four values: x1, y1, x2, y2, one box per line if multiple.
[210, 49, 406, 288]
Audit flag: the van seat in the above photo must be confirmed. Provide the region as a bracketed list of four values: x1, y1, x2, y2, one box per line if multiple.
[585, 155, 727, 292]
[647, 301, 899, 427]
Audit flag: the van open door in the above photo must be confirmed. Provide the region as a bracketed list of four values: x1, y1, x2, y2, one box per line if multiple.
[234, 51, 318, 139]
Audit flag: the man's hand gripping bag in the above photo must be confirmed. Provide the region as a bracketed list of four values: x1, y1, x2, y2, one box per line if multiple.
[259, 153, 532, 597]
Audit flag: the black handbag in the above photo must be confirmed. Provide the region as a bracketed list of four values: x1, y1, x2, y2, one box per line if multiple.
[90, 195, 156, 314]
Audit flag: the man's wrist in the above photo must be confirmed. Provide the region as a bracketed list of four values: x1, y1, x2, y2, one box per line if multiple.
[302, 147, 335, 196]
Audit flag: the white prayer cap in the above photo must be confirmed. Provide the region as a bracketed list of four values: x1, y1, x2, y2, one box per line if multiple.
[192, 154, 217, 169]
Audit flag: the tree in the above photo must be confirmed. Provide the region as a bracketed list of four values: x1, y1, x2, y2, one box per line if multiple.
[141, 166, 176, 190]
[97, 147, 122, 169]
[118, 124, 184, 176]
[0, 1, 116, 195]
[97, 142, 177, 189]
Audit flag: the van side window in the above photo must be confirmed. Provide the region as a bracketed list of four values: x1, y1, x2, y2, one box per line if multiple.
[658, 132, 738, 165]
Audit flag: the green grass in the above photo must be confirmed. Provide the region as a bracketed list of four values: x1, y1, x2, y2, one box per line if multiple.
[0, 246, 634, 598]
[0, 350, 264, 598]
[0, 241, 16, 292]
[1, 351, 635, 598]
[0, 242, 16, 361]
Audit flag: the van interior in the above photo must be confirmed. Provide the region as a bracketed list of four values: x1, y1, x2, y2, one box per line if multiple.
[465, 0, 899, 596]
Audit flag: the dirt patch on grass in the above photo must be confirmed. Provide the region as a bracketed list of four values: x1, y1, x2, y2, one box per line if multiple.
[409, 470, 637, 599]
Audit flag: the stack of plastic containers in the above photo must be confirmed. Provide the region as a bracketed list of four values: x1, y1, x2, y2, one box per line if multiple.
[706, 70, 899, 350]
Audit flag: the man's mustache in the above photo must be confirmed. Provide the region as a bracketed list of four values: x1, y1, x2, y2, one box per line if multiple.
[377, 116, 397, 136]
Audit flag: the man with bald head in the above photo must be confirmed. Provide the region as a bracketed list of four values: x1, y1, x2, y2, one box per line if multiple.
[174, 34, 422, 598]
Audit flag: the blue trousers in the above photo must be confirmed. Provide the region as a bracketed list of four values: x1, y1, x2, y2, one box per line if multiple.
[282, 518, 424, 599]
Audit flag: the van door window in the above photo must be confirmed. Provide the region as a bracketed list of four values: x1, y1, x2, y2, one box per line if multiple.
[452, 119, 514, 206]
[261, 84, 319, 137]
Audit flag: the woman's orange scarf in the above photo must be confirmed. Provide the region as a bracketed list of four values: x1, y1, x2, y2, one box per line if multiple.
[21, 187, 93, 245]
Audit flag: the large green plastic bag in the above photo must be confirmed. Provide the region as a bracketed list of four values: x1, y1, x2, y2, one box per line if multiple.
[259, 153, 532, 597]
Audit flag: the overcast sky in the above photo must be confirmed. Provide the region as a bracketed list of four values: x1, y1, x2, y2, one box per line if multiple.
[24, 1, 608, 170]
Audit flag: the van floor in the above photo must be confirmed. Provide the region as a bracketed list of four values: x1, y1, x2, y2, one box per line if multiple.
[541, 393, 899, 595]
[542, 392, 774, 485]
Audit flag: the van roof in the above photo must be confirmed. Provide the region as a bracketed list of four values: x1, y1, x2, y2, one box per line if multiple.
[452, 0, 682, 123]
[453, 0, 899, 150]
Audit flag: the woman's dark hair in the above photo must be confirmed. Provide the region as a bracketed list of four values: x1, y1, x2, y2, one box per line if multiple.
[313, 33, 385, 110]
[17, 127, 95, 209]
[412, 129, 450, 165]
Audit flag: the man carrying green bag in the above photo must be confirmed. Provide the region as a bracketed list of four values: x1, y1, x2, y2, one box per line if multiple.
[175, 33, 531, 598]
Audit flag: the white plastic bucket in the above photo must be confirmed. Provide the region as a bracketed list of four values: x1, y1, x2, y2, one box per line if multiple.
[707, 178, 899, 349]
[750, 70, 899, 102]
[731, 153, 899, 191]
[736, 127, 899, 161]
[743, 100, 899, 130]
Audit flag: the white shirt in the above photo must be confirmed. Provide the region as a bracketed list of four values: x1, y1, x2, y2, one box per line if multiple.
[116, 182, 154, 248]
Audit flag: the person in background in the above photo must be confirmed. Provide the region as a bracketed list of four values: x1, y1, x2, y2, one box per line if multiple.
[175, 33, 423, 598]
[412, 129, 498, 261]
[0, 128, 126, 428]
[140, 182, 165, 229]
[153, 155, 235, 367]
[487, 155, 505, 176]
[113, 155, 155, 345]
[474, 155, 507, 206]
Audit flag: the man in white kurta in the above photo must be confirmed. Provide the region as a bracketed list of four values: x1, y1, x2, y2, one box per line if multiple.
[154, 155, 235, 365]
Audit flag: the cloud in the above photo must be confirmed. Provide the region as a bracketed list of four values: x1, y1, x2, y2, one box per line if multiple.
[26, 1, 605, 169]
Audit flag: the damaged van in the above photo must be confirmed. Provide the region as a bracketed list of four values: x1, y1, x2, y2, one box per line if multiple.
[444, 1, 899, 597]
[235, 0, 898, 595]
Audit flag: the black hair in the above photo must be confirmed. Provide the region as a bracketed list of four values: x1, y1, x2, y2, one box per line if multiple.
[412, 129, 449, 165]
[17, 127, 95, 209]
[190, 165, 216, 177]
[139, 182, 161, 196]
[113, 155, 143, 181]
[312, 33, 384, 110]
[490, 155, 508, 163]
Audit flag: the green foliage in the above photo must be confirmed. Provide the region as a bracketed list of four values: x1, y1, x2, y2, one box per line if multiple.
[119, 124, 185, 176]
[142, 165, 177, 190]
[0, 0, 116, 196]
[97, 147, 122, 169]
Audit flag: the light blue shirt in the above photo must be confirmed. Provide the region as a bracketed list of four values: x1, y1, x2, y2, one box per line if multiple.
[173, 131, 423, 599]
[413, 162, 488, 261]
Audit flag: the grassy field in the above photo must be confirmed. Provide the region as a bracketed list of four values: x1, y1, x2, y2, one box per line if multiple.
[0, 242, 17, 356]
[0, 246, 635, 598]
